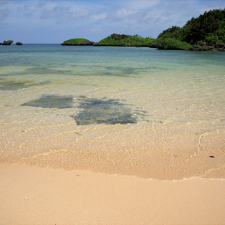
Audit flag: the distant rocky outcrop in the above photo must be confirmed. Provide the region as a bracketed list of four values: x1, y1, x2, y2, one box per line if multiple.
[16, 42, 23, 45]
[188, 42, 225, 51]
[2, 40, 13, 45]
[0, 42, 2, 45]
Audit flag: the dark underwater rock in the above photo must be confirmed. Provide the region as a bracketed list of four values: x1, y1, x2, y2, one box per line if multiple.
[0, 80, 50, 91]
[71, 97, 143, 125]
[21, 95, 74, 108]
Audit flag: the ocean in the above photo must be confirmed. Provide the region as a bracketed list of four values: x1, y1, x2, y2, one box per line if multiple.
[1, 44, 225, 179]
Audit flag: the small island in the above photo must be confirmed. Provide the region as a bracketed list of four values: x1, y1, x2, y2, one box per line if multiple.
[61, 38, 95, 46]
[0, 40, 23, 45]
[2, 40, 13, 45]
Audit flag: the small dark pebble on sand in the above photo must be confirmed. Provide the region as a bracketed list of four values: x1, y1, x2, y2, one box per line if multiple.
[209, 156, 215, 158]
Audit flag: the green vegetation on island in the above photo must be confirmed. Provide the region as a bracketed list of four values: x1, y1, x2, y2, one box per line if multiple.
[61, 9, 225, 51]
[155, 8, 225, 50]
[149, 38, 191, 50]
[95, 33, 190, 50]
[143, 8, 225, 50]
[158, 9, 225, 44]
[2, 40, 13, 45]
[0, 40, 23, 45]
[61, 38, 95, 45]
[95, 34, 155, 47]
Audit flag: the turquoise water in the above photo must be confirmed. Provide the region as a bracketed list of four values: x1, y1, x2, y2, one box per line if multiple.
[1, 45, 225, 168]
[1, 44, 225, 74]
[1, 45, 225, 125]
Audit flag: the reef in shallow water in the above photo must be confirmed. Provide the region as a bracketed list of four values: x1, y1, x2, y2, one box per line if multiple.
[21, 94, 74, 109]
[0, 80, 50, 90]
[21, 95, 146, 125]
[71, 97, 140, 125]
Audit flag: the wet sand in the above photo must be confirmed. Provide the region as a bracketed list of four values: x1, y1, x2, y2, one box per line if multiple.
[1, 124, 225, 180]
[1, 164, 225, 225]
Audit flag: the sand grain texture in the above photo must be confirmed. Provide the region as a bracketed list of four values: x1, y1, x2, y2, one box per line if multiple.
[1, 164, 225, 225]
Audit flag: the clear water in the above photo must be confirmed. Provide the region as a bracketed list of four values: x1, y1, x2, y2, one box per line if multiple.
[1, 45, 225, 177]
[1, 45, 225, 126]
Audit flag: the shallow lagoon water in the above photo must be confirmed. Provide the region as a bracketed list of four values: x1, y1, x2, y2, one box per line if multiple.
[0, 45, 225, 179]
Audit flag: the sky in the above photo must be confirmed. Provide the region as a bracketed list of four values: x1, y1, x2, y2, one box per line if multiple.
[0, 0, 225, 44]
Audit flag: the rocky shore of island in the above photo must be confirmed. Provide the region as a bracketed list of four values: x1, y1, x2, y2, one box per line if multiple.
[188, 42, 225, 51]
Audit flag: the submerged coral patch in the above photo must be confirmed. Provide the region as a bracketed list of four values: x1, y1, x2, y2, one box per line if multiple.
[0, 81, 28, 90]
[0, 80, 50, 90]
[24, 67, 72, 75]
[21, 95, 74, 108]
[20, 95, 146, 124]
[71, 98, 140, 125]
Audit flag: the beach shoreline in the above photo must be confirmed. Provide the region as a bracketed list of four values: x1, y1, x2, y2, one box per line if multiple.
[1, 164, 225, 225]
[1, 123, 225, 180]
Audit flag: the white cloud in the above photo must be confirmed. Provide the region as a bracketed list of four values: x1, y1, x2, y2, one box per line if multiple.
[40, 6, 72, 20]
[125, 0, 160, 10]
[116, 9, 138, 19]
[1, 0, 224, 43]
[90, 13, 107, 21]
[71, 8, 92, 19]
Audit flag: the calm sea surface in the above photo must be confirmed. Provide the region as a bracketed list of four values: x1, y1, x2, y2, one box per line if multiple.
[1, 45, 225, 126]
[1, 44, 225, 178]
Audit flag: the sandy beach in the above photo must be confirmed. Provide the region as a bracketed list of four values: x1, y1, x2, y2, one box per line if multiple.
[1, 124, 225, 224]
[1, 45, 225, 225]
[1, 164, 225, 225]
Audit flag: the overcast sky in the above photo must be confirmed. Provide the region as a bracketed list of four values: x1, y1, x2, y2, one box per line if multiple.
[0, 0, 225, 43]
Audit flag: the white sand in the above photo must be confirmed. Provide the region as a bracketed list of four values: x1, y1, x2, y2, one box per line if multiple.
[1, 164, 225, 225]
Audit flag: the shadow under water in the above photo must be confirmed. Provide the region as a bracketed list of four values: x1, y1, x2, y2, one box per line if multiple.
[21, 94, 74, 108]
[21, 95, 146, 125]
[71, 97, 140, 125]
[0, 80, 50, 90]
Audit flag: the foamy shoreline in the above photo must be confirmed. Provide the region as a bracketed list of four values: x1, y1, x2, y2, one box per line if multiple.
[1, 164, 225, 225]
